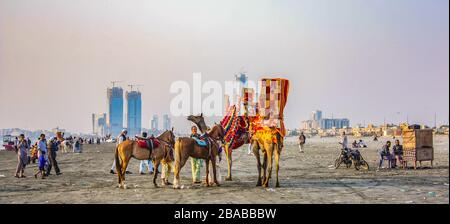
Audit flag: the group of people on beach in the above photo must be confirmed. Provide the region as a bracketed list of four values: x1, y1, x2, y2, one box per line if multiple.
[298, 131, 405, 170]
[14, 133, 61, 179]
[378, 139, 404, 170]
[12, 133, 105, 179]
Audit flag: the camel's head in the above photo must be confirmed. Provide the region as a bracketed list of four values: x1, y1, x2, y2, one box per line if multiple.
[187, 113, 208, 134]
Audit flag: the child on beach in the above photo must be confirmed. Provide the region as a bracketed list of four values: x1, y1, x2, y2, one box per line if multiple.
[34, 134, 47, 179]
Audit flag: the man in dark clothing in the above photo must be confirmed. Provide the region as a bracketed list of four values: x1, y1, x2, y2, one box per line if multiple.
[392, 139, 404, 168]
[378, 141, 392, 170]
[298, 132, 306, 153]
[46, 137, 61, 176]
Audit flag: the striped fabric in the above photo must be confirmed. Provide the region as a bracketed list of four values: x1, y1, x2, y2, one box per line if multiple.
[257, 78, 289, 136]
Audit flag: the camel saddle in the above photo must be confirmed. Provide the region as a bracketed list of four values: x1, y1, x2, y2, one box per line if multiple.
[137, 138, 160, 151]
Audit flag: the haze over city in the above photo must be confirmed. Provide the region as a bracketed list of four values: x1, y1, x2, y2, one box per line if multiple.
[0, 0, 448, 134]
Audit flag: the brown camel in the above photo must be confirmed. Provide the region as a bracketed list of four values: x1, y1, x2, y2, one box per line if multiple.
[115, 130, 175, 189]
[251, 128, 283, 188]
[172, 124, 225, 189]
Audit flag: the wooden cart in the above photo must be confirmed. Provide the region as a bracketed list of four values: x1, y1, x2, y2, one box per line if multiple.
[402, 129, 434, 169]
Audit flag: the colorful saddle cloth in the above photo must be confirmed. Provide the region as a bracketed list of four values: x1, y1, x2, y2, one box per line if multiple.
[137, 138, 160, 150]
[192, 137, 208, 147]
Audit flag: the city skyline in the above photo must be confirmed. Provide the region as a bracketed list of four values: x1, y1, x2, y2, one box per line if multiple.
[0, 0, 448, 133]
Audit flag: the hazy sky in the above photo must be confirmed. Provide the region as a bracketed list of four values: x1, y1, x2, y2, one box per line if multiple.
[0, 0, 448, 134]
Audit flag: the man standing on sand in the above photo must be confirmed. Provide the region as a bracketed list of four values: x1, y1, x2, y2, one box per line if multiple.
[14, 134, 29, 178]
[111, 129, 132, 174]
[340, 132, 348, 149]
[298, 132, 306, 153]
[190, 126, 203, 184]
[46, 137, 61, 176]
[137, 132, 154, 175]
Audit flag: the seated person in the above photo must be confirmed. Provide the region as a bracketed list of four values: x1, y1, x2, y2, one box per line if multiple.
[358, 139, 367, 148]
[392, 139, 403, 168]
[352, 140, 359, 148]
[378, 141, 392, 169]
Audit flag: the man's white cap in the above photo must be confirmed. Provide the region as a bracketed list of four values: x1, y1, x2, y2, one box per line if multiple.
[122, 129, 127, 133]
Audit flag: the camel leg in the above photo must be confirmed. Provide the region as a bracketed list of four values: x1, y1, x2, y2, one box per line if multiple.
[252, 143, 262, 186]
[119, 156, 131, 189]
[153, 159, 161, 188]
[225, 145, 232, 181]
[263, 147, 273, 188]
[262, 152, 268, 186]
[173, 155, 188, 189]
[211, 156, 220, 186]
[204, 159, 210, 187]
[274, 146, 280, 188]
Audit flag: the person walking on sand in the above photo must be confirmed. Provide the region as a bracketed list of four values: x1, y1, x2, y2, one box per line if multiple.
[190, 126, 203, 184]
[14, 134, 29, 178]
[46, 137, 61, 176]
[298, 132, 306, 153]
[34, 134, 47, 179]
[339, 132, 348, 149]
[110, 129, 132, 174]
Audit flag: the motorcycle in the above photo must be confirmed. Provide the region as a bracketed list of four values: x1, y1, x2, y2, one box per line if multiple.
[335, 147, 369, 170]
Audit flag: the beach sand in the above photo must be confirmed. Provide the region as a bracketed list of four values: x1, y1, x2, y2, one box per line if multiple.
[0, 135, 448, 204]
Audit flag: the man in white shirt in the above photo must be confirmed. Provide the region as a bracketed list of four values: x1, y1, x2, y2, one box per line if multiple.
[340, 132, 348, 149]
[110, 129, 132, 174]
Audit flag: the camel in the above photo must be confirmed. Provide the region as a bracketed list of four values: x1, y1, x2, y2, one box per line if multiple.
[115, 130, 175, 189]
[172, 122, 225, 189]
[189, 112, 249, 181]
[251, 128, 283, 188]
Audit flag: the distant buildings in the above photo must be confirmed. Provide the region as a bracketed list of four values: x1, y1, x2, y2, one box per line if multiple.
[126, 90, 142, 137]
[311, 110, 322, 122]
[320, 118, 350, 130]
[300, 110, 350, 130]
[107, 87, 124, 137]
[163, 114, 171, 131]
[150, 115, 159, 132]
[92, 113, 107, 136]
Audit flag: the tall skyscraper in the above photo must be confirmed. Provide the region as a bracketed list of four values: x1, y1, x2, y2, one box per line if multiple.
[126, 90, 142, 137]
[163, 114, 171, 131]
[107, 87, 124, 137]
[92, 113, 107, 136]
[151, 115, 159, 131]
[311, 110, 323, 121]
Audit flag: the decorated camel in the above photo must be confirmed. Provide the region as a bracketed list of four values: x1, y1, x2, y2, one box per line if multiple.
[115, 129, 175, 189]
[218, 78, 290, 187]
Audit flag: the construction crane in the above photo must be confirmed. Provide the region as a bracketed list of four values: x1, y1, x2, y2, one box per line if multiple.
[111, 80, 124, 88]
[128, 84, 144, 92]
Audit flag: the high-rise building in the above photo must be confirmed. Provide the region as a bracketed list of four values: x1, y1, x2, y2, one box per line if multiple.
[311, 110, 323, 121]
[320, 118, 350, 129]
[126, 90, 142, 137]
[163, 114, 171, 131]
[151, 115, 159, 131]
[107, 87, 124, 137]
[92, 113, 107, 136]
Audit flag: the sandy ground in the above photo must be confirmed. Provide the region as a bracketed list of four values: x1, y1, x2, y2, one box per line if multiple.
[0, 135, 448, 204]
